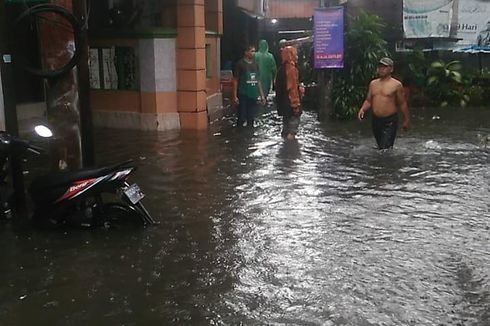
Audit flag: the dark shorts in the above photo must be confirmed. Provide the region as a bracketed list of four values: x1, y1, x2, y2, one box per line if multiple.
[237, 95, 258, 126]
[372, 113, 398, 149]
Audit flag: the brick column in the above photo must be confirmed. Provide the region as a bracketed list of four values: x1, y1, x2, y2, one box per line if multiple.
[205, 0, 223, 34]
[177, 0, 207, 129]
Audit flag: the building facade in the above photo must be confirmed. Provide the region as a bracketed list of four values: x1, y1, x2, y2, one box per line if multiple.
[88, 0, 223, 131]
[2, 0, 223, 132]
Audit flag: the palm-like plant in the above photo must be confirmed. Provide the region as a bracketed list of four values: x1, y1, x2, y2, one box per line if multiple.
[332, 10, 390, 119]
[427, 60, 462, 85]
[425, 60, 470, 107]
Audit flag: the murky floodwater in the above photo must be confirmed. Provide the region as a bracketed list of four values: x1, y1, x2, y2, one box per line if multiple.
[1, 107, 489, 325]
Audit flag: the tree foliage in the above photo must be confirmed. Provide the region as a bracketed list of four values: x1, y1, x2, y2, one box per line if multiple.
[332, 10, 390, 119]
[425, 60, 471, 107]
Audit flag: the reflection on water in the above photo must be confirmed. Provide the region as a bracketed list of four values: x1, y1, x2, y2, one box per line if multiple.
[1, 108, 489, 325]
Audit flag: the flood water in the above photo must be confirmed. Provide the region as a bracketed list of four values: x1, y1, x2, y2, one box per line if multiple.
[1, 107, 489, 325]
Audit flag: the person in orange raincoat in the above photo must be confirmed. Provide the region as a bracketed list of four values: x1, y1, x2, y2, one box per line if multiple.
[275, 46, 302, 140]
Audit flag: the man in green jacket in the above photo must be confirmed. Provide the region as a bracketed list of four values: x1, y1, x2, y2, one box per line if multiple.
[254, 40, 277, 98]
[232, 45, 266, 127]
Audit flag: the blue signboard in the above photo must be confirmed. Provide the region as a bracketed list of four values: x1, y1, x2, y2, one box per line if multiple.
[314, 7, 344, 69]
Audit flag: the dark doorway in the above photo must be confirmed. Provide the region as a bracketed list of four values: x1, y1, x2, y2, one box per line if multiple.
[6, 3, 45, 104]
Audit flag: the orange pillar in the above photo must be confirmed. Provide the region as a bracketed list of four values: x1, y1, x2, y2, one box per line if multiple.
[205, 0, 223, 34]
[177, 0, 208, 130]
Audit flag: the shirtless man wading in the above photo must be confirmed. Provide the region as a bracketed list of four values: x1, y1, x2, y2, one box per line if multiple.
[357, 57, 410, 149]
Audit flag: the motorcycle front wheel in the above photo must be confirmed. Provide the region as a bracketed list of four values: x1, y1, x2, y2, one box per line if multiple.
[119, 199, 158, 226]
[93, 197, 157, 227]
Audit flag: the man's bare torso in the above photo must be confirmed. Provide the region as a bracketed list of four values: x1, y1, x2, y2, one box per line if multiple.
[370, 77, 402, 118]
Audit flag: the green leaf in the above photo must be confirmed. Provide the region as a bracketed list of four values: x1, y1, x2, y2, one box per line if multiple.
[427, 76, 438, 85]
[446, 61, 462, 71]
[450, 71, 462, 83]
[431, 61, 444, 69]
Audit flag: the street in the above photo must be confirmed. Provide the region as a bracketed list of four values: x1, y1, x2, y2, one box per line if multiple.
[1, 107, 489, 325]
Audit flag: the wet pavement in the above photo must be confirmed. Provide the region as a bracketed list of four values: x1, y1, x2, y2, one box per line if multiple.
[1, 106, 489, 325]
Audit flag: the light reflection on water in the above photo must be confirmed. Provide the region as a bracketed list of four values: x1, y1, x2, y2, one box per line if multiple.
[0, 108, 489, 325]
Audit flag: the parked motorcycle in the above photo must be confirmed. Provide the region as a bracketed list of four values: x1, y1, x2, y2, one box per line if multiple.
[0, 126, 158, 227]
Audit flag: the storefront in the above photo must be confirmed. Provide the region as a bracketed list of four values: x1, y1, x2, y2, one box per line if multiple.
[88, 0, 223, 130]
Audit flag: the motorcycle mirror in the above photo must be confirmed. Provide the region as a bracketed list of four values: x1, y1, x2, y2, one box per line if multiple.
[34, 125, 53, 138]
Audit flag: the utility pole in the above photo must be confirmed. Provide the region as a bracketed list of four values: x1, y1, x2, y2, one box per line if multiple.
[0, 0, 26, 207]
[317, 0, 328, 121]
[317, 0, 338, 121]
[72, 0, 94, 166]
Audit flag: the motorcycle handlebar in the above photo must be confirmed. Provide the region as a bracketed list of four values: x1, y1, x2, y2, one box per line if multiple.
[11, 137, 44, 155]
[27, 144, 44, 155]
[0, 132, 46, 155]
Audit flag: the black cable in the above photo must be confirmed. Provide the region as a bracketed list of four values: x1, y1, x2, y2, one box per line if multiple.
[13, 4, 82, 79]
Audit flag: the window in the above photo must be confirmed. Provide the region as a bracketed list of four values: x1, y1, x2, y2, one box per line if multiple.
[205, 44, 212, 78]
[89, 46, 139, 90]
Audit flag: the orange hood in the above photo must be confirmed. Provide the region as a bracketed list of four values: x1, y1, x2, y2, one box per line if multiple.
[281, 46, 298, 65]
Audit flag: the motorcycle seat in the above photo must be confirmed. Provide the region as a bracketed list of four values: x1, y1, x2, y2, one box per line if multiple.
[29, 161, 135, 193]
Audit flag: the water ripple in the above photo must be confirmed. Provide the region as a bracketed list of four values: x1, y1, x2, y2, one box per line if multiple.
[0, 109, 489, 325]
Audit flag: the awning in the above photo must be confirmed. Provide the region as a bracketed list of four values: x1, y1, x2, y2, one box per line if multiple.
[237, 0, 265, 18]
[452, 45, 490, 54]
[239, 9, 265, 19]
